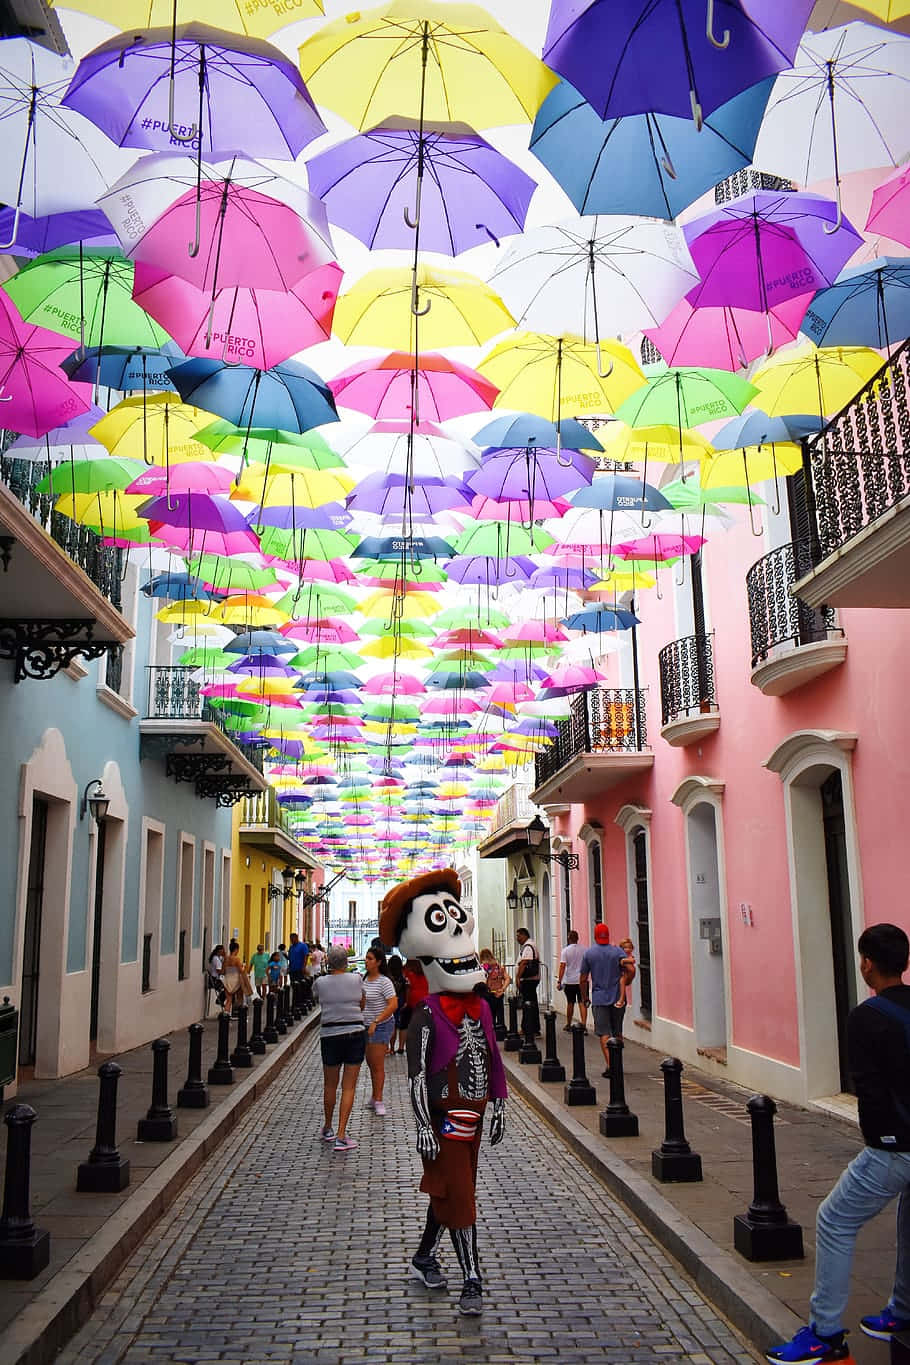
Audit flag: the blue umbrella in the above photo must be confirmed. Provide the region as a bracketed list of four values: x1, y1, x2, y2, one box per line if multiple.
[424, 670, 490, 690]
[472, 412, 604, 452]
[800, 259, 910, 351]
[568, 474, 673, 513]
[712, 412, 824, 450]
[531, 76, 775, 218]
[167, 357, 338, 434]
[62, 344, 182, 392]
[224, 630, 297, 656]
[561, 605, 640, 631]
[141, 571, 221, 600]
[351, 535, 455, 559]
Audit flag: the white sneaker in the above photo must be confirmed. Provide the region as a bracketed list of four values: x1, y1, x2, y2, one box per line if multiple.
[373, 1101, 387, 1116]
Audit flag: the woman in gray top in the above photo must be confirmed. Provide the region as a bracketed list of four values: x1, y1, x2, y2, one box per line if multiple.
[313, 946, 366, 1152]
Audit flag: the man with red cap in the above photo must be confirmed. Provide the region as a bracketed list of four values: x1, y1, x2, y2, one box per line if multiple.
[379, 867, 507, 1317]
[579, 923, 635, 1079]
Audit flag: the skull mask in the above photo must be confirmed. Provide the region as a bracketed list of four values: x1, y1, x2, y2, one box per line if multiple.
[398, 888, 486, 995]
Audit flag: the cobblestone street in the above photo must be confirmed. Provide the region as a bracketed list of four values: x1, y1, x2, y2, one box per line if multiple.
[58, 1035, 758, 1365]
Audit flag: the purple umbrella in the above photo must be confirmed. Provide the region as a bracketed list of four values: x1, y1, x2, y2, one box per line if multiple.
[684, 190, 863, 312]
[529, 564, 599, 590]
[543, 0, 813, 127]
[247, 502, 352, 531]
[467, 447, 595, 502]
[137, 492, 251, 532]
[306, 117, 536, 255]
[346, 473, 472, 518]
[445, 554, 537, 585]
[0, 208, 116, 257]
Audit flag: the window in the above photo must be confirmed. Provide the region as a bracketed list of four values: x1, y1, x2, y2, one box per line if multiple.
[177, 836, 195, 982]
[632, 829, 653, 1019]
[589, 839, 603, 926]
[140, 821, 164, 994]
[348, 899, 357, 921]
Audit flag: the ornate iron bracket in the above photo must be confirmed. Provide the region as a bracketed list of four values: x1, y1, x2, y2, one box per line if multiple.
[165, 752, 232, 784]
[194, 774, 254, 806]
[0, 619, 109, 682]
[538, 849, 580, 871]
[139, 732, 207, 761]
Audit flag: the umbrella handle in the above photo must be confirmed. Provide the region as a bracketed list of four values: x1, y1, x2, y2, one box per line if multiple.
[595, 340, 614, 380]
[0, 387, 11, 403]
[0, 204, 22, 251]
[660, 154, 677, 180]
[823, 192, 843, 236]
[188, 194, 202, 257]
[689, 89, 703, 132]
[411, 277, 432, 317]
[705, 0, 730, 49]
[167, 80, 198, 145]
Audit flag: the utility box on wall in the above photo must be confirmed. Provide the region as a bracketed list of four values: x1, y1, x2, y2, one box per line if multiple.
[699, 917, 723, 954]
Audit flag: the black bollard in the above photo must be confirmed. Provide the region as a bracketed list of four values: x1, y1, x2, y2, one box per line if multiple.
[263, 992, 279, 1044]
[599, 1037, 639, 1137]
[539, 1011, 566, 1083]
[207, 1012, 235, 1085]
[564, 1025, 596, 1105]
[504, 995, 522, 1053]
[284, 984, 295, 1026]
[518, 997, 542, 1064]
[78, 1061, 131, 1191]
[274, 986, 288, 1035]
[733, 1094, 803, 1261]
[178, 1023, 210, 1108]
[0, 1105, 50, 1278]
[137, 1038, 178, 1141]
[230, 1004, 253, 1068]
[290, 981, 303, 1021]
[652, 1058, 702, 1181]
[249, 996, 266, 1055]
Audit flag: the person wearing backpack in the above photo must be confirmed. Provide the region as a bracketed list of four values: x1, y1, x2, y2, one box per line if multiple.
[767, 922, 910, 1364]
[515, 928, 541, 1037]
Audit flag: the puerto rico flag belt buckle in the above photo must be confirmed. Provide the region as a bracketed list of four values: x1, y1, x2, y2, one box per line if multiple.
[439, 1109, 481, 1141]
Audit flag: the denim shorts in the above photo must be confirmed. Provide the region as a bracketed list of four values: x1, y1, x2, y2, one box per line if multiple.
[321, 1029, 366, 1068]
[368, 1017, 395, 1046]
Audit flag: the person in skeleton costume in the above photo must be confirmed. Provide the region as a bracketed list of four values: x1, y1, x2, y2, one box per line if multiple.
[379, 868, 506, 1317]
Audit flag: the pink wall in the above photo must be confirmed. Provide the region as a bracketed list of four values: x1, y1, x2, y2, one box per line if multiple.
[558, 504, 910, 1072]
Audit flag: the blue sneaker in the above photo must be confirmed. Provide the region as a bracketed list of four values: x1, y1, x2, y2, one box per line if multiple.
[860, 1308, 910, 1341]
[765, 1325, 849, 1363]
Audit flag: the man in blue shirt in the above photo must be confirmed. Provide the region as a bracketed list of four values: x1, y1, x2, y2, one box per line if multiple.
[288, 934, 309, 999]
[580, 923, 634, 1079]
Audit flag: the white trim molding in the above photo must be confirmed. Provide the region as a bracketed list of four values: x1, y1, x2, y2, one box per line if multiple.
[614, 803, 652, 833]
[763, 729, 858, 782]
[670, 775, 725, 810]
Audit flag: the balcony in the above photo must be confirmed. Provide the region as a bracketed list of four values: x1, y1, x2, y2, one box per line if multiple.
[0, 451, 133, 681]
[747, 542, 846, 696]
[531, 687, 652, 805]
[658, 633, 720, 747]
[238, 788, 317, 869]
[476, 781, 539, 859]
[141, 666, 267, 805]
[794, 340, 910, 608]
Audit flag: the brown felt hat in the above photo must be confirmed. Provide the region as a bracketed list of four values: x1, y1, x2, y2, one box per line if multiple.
[379, 868, 461, 948]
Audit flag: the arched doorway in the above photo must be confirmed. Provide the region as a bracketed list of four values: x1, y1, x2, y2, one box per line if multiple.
[671, 778, 729, 1060]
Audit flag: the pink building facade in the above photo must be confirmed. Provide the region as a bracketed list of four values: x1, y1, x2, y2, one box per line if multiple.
[529, 465, 910, 1109]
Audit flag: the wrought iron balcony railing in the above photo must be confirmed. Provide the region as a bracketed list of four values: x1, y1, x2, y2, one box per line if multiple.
[805, 337, 910, 559]
[0, 452, 124, 610]
[746, 541, 839, 668]
[146, 666, 264, 773]
[534, 686, 648, 788]
[658, 633, 717, 726]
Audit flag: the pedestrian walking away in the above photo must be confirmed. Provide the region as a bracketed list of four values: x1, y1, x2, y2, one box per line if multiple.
[767, 923, 910, 1363]
[362, 945, 398, 1115]
[515, 927, 541, 1037]
[579, 924, 634, 1078]
[557, 929, 588, 1033]
[479, 947, 510, 1034]
[313, 944, 366, 1152]
[386, 953, 409, 1055]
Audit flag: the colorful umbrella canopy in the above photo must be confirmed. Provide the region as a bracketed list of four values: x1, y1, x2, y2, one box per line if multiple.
[800, 258, 910, 350]
[615, 367, 757, 428]
[644, 295, 809, 371]
[478, 332, 644, 421]
[168, 357, 338, 433]
[47, 0, 325, 35]
[749, 343, 883, 417]
[0, 292, 92, 437]
[328, 352, 497, 421]
[333, 265, 514, 349]
[2, 248, 169, 348]
[91, 392, 216, 464]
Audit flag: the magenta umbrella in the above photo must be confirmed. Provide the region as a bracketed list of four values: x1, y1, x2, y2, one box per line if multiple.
[329, 351, 497, 421]
[125, 462, 234, 495]
[361, 671, 426, 695]
[0, 292, 92, 437]
[613, 533, 705, 560]
[644, 293, 810, 370]
[866, 164, 910, 249]
[133, 262, 341, 368]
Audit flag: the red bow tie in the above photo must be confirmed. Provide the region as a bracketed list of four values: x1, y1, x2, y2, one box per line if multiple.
[437, 992, 483, 1027]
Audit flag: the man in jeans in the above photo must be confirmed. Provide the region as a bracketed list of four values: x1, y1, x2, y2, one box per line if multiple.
[767, 923, 910, 1363]
[515, 928, 540, 1037]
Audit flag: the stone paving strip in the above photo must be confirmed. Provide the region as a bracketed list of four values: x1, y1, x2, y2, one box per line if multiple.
[56, 1034, 759, 1365]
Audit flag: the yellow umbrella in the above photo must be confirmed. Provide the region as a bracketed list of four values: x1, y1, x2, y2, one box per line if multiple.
[362, 721, 417, 737]
[333, 266, 514, 350]
[91, 393, 216, 465]
[750, 343, 883, 418]
[600, 422, 715, 465]
[299, 0, 558, 131]
[359, 636, 433, 660]
[844, 0, 910, 17]
[232, 468, 355, 508]
[235, 677, 301, 699]
[54, 490, 147, 536]
[477, 332, 645, 421]
[210, 595, 289, 627]
[590, 568, 656, 592]
[50, 0, 323, 35]
[156, 600, 211, 623]
[358, 589, 441, 619]
[702, 446, 803, 488]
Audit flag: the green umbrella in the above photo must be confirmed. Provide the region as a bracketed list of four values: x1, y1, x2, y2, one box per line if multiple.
[176, 647, 236, 667]
[353, 558, 448, 583]
[432, 604, 510, 629]
[194, 421, 345, 471]
[275, 585, 357, 616]
[358, 617, 435, 638]
[453, 520, 555, 555]
[662, 477, 766, 511]
[288, 646, 362, 670]
[256, 525, 358, 562]
[3, 248, 168, 347]
[36, 456, 146, 495]
[188, 555, 279, 593]
[614, 366, 757, 429]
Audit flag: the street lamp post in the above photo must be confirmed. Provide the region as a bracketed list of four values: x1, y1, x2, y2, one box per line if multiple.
[526, 815, 579, 870]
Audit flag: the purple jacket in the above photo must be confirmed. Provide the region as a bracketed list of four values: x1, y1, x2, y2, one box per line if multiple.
[425, 993, 508, 1100]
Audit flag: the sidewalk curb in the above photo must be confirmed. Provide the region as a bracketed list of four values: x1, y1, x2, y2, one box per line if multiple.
[0, 1012, 320, 1365]
[503, 1054, 802, 1354]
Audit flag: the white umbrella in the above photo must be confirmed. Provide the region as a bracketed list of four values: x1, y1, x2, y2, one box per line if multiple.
[333, 419, 481, 479]
[488, 216, 699, 371]
[753, 22, 910, 229]
[0, 39, 134, 247]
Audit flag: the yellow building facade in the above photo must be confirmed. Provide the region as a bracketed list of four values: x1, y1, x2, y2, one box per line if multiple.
[230, 792, 320, 961]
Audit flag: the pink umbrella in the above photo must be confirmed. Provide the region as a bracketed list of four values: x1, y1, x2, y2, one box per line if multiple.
[485, 681, 535, 704]
[865, 164, 910, 249]
[133, 262, 342, 369]
[470, 493, 570, 521]
[361, 671, 426, 695]
[421, 696, 485, 714]
[279, 619, 360, 643]
[613, 533, 705, 560]
[146, 522, 261, 556]
[329, 351, 498, 421]
[126, 462, 235, 495]
[0, 293, 92, 437]
[644, 293, 810, 371]
[540, 662, 607, 690]
[503, 621, 568, 644]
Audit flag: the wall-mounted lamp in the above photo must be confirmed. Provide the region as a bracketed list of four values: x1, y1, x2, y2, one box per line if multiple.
[80, 778, 109, 825]
[268, 866, 297, 904]
[520, 886, 537, 912]
[294, 869, 306, 895]
[527, 815, 579, 869]
[506, 888, 518, 911]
